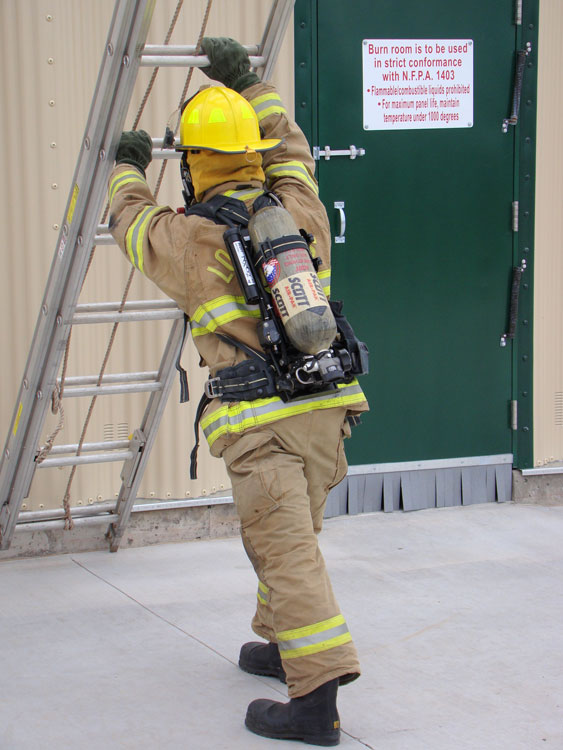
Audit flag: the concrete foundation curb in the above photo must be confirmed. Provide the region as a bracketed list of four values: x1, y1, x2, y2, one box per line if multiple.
[0, 502, 241, 560]
[512, 469, 563, 506]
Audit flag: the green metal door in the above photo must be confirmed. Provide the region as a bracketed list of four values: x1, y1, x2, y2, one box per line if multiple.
[295, 0, 537, 468]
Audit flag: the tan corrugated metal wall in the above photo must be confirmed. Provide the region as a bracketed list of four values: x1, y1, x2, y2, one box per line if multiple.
[0, 0, 294, 511]
[533, 0, 563, 468]
[1, 1, 562, 514]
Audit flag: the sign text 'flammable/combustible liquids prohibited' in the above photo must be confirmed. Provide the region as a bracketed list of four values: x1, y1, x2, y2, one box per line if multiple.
[363, 39, 474, 131]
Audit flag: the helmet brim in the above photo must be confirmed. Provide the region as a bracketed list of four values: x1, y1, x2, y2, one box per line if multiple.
[175, 137, 283, 154]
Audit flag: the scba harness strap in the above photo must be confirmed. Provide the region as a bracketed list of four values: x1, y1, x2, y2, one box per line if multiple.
[185, 191, 276, 228]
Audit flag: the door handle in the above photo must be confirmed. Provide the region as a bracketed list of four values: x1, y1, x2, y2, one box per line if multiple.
[502, 43, 531, 132]
[334, 201, 346, 243]
[500, 259, 527, 347]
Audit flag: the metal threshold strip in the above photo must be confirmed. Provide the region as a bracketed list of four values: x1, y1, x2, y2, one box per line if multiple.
[347, 454, 513, 475]
[521, 465, 563, 476]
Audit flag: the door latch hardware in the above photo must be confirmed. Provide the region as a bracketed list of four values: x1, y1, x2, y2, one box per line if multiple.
[502, 44, 532, 132]
[313, 145, 366, 161]
[500, 259, 527, 347]
[334, 202, 346, 243]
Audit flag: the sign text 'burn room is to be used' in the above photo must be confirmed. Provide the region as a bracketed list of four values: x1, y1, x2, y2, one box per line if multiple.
[362, 39, 474, 131]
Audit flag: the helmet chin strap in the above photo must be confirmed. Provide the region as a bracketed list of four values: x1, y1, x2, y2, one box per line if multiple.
[180, 151, 195, 210]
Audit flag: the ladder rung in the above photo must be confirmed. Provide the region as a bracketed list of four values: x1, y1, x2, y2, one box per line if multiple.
[61, 382, 162, 398]
[18, 501, 116, 523]
[94, 233, 115, 245]
[139, 53, 265, 68]
[151, 149, 181, 160]
[16, 515, 117, 532]
[36, 451, 134, 469]
[72, 309, 184, 324]
[150, 139, 180, 159]
[76, 299, 178, 313]
[46, 440, 131, 455]
[58, 372, 159, 387]
[142, 44, 259, 56]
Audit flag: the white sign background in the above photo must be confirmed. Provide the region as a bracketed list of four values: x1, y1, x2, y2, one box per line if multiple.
[363, 39, 474, 131]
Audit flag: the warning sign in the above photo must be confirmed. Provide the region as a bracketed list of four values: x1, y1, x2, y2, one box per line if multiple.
[363, 39, 473, 131]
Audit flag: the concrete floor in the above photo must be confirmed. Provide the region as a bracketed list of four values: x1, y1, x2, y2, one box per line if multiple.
[1, 501, 562, 750]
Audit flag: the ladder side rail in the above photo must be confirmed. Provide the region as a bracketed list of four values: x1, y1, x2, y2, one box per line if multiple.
[258, 0, 296, 81]
[0, 0, 156, 549]
[106, 316, 188, 552]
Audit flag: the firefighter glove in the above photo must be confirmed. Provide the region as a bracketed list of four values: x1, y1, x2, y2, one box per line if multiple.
[116, 130, 152, 175]
[200, 37, 260, 92]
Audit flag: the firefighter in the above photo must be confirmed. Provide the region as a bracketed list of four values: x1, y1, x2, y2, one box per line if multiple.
[108, 37, 368, 746]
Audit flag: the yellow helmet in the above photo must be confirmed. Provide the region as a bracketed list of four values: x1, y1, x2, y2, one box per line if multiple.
[177, 86, 282, 154]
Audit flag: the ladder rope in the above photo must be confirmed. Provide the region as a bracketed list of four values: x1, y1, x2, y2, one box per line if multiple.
[55, 0, 214, 529]
[153, 0, 214, 197]
[36, 327, 72, 464]
[132, 0, 186, 132]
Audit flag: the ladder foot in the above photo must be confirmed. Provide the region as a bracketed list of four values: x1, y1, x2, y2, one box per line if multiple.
[106, 524, 121, 553]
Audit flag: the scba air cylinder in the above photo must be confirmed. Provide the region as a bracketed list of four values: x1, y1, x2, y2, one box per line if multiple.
[248, 206, 336, 355]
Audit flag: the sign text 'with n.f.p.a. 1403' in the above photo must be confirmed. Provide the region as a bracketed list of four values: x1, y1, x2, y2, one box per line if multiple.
[362, 39, 474, 131]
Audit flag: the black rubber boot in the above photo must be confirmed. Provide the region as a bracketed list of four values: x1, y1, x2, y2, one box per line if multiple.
[239, 641, 286, 683]
[245, 677, 340, 746]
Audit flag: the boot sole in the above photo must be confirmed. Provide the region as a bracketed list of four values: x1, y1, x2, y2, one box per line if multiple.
[238, 661, 286, 684]
[245, 717, 340, 746]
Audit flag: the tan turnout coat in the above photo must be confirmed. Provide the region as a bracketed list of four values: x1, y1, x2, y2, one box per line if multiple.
[108, 81, 368, 453]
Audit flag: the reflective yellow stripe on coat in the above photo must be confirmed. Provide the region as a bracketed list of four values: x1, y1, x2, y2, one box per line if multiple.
[318, 269, 331, 297]
[201, 380, 365, 447]
[190, 295, 262, 337]
[124, 206, 166, 274]
[222, 187, 265, 203]
[265, 161, 319, 194]
[277, 614, 352, 660]
[250, 92, 287, 122]
[108, 169, 146, 206]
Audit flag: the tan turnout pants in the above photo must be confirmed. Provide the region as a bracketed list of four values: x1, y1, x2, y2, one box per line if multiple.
[217, 407, 360, 698]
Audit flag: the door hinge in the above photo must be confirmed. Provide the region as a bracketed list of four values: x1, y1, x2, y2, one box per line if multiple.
[313, 145, 366, 161]
[514, 0, 523, 25]
[512, 201, 519, 232]
[511, 400, 518, 431]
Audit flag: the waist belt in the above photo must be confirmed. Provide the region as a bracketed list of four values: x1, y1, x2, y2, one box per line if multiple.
[205, 357, 278, 401]
[189, 335, 278, 480]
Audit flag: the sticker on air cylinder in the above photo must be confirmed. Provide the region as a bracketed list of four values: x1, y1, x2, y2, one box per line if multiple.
[272, 271, 329, 321]
[263, 258, 281, 286]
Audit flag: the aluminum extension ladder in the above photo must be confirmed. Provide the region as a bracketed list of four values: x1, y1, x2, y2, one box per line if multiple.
[0, 0, 295, 552]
